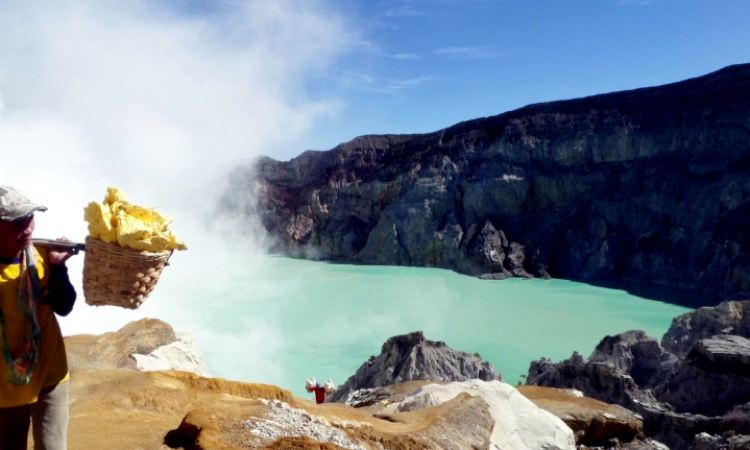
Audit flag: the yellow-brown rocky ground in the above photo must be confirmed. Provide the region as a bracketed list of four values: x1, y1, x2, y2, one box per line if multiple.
[61, 318, 641, 449]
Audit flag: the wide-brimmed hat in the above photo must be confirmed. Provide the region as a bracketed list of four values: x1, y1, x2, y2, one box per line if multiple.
[0, 186, 48, 222]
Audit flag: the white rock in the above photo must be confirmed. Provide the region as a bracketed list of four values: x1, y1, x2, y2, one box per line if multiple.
[396, 380, 575, 450]
[133, 330, 211, 377]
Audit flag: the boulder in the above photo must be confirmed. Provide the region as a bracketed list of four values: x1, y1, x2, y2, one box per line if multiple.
[330, 331, 502, 403]
[66, 318, 210, 377]
[394, 380, 576, 450]
[661, 300, 750, 358]
[65, 317, 177, 370]
[132, 330, 211, 377]
[516, 385, 642, 447]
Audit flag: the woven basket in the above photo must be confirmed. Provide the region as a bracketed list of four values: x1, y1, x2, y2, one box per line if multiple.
[82, 236, 172, 309]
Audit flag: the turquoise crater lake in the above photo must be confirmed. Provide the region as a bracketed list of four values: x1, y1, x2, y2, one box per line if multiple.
[160, 256, 713, 398]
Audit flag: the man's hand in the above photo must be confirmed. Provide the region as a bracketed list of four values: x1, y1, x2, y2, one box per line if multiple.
[47, 237, 79, 265]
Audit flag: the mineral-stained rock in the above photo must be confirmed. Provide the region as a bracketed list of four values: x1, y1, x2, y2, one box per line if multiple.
[330, 331, 503, 403]
[516, 385, 642, 447]
[654, 335, 750, 416]
[238, 64, 750, 297]
[662, 300, 750, 358]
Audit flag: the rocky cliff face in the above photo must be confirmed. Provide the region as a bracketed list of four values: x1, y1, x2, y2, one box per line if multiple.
[236, 63, 750, 295]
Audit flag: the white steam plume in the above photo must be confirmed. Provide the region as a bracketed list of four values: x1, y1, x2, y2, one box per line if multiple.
[0, 0, 354, 376]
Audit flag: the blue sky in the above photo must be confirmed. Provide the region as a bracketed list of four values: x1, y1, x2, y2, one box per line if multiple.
[293, 0, 750, 157]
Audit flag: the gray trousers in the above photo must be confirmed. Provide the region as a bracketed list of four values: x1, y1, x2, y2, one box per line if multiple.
[0, 381, 69, 450]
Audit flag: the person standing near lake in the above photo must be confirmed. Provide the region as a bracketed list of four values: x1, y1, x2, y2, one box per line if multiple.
[305, 377, 336, 404]
[0, 187, 79, 450]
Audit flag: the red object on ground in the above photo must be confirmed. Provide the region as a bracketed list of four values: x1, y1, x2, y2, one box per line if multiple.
[313, 386, 326, 404]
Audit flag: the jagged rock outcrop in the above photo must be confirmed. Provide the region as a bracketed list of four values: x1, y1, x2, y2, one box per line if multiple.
[526, 350, 662, 411]
[237, 63, 750, 296]
[589, 330, 678, 388]
[527, 302, 750, 450]
[662, 300, 750, 357]
[329, 331, 502, 403]
[654, 335, 750, 416]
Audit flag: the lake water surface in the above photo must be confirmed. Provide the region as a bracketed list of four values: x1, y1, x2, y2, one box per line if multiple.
[147, 255, 714, 398]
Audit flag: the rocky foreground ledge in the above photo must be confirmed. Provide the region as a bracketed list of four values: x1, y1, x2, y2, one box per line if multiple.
[59, 299, 750, 449]
[61, 318, 664, 450]
[235, 63, 750, 297]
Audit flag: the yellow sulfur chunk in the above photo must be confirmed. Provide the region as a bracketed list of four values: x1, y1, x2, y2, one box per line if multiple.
[167, 232, 188, 251]
[83, 186, 188, 252]
[83, 202, 117, 244]
[104, 186, 128, 206]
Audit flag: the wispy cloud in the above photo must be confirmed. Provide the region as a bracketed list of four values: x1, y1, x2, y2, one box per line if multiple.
[342, 71, 433, 93]
[384, 5, 423, 17]
[435, 45, 504, 59]
[382, 0, 507, 17]
[391, 53, 420, 60]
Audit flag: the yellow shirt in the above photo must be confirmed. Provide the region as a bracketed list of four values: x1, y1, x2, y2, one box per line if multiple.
[0, 246, 69, 408]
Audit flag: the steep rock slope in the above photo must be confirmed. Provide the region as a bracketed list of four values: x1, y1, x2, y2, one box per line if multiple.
[239, 63, 750, 296]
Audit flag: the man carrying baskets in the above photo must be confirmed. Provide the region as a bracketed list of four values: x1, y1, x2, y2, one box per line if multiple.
[0, 187, 78, 450]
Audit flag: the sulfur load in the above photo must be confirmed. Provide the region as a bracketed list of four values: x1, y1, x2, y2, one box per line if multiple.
[84, 187, 188, 253]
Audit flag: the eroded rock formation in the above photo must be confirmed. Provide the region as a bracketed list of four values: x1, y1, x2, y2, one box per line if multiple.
[237, 63, 750, 296]
[329, 331, 503, 403]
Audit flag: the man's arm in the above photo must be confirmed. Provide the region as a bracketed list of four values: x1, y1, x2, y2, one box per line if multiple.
[45, 240, 79, 317]
[48, 264, 76, 316]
